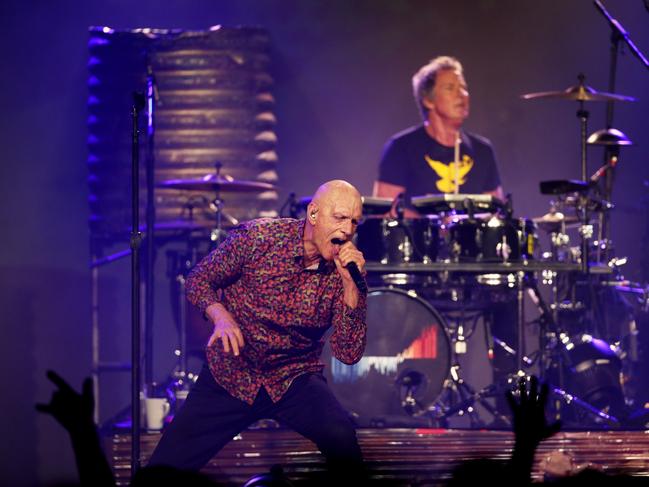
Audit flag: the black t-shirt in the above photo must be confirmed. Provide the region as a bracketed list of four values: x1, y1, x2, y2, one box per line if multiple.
[377, 125, 502, 200]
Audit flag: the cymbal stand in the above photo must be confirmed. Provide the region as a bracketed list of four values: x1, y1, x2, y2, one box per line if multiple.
[422, 272, 621, 428]
[424, 310, 505, 428]
[210, 162, 238, 244]
[430, 271, 528, 427]
[526, 279, 620, 427]
[575, 74, 592, 275]
[164, 246, 201, 412]
[593, 0, 649, 260]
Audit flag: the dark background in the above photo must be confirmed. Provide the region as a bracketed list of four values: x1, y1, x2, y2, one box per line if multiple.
[0, 1, 647, 485]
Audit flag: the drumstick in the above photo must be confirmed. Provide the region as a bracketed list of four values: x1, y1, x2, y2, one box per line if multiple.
[454, 135, 460, 195]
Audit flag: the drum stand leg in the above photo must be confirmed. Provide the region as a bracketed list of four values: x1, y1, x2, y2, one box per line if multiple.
[428, 363, 511, 428]
[426, 274, 537, 429]
[526, 280, 622, 428]
[425, 317, 510, 428]
[160, 250, 200, 414]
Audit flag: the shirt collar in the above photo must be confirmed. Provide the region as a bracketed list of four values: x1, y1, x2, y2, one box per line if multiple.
[292, 218, 334, 273]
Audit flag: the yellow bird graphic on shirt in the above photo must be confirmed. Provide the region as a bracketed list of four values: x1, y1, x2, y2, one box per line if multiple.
[425, 154, 474, 193]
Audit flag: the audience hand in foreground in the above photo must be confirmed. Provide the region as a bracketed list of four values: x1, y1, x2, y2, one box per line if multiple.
[506, 375, 561, 451]
[35, 370, 94, 433]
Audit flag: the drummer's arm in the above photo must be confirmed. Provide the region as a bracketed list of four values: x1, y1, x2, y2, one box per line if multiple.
[372, 180, 420, 218]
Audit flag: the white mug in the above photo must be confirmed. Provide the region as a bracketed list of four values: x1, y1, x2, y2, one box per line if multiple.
[145, 397, 170, 430]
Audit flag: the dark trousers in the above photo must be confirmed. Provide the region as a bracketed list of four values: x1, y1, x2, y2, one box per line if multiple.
[148, 366, 364, 480]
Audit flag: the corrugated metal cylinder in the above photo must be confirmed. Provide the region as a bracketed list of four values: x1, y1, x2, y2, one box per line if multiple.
[87, 26, 278, 243]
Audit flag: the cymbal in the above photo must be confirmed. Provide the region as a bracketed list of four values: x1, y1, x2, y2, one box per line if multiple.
[521, 83, 636, 102]
[158, 174, 276, 193]
[127, 219, 227, 234]
[532, 212, 580, 232]
[587, 128, 633, 146]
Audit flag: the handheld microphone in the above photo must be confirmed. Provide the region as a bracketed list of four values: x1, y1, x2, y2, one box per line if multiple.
[331, 238, 368, 293]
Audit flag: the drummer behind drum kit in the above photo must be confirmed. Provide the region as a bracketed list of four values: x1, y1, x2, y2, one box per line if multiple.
[155, 76, 645, 429]
[319, 76, 646, 429]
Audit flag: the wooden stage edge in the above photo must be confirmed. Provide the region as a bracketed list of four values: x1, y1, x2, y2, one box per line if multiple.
[107, 428, 649, 486]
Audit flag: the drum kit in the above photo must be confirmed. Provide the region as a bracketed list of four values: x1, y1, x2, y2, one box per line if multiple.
[146, 75, 643, 430]
[320, 76, 644, 429]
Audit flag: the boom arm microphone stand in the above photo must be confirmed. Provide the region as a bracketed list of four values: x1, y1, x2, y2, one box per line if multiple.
[130, 92, 146, 476]
[593, 0, 649, 250]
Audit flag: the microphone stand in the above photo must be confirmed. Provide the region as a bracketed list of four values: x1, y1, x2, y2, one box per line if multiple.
[144, 58, 158, 389]
[130, 92, 146, 476]
[594, 0, 649, 79]
[592, 0, 648, 256]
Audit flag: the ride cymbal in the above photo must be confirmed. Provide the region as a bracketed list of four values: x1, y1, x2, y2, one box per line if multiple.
[521, 84, 636, 103]
[158, 174, 276, 193]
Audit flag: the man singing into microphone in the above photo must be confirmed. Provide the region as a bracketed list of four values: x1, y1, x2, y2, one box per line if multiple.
[148, 179, 367, 481]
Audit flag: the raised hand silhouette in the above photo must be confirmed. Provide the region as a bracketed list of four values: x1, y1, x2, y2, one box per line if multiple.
[36, 370, 94, 433]
[506, 375, 562, 484]
[36, 370, 114, 487]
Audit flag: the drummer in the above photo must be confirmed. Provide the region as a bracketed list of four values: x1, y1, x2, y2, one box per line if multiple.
[372, 56, 514, 424]
[373, 55, 504, 214]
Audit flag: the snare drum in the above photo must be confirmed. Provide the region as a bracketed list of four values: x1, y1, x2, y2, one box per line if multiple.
[356, 217, 439, 264]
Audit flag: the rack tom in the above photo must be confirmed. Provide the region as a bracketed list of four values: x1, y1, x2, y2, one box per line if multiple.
[446, 216, 537, 262]
[356, 217, 439, 264]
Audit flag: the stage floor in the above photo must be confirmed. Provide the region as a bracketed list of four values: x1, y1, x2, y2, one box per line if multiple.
[107, 428, 649, 485]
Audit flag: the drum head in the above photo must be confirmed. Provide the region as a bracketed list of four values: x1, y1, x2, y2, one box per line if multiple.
[323, 288, 451, 426]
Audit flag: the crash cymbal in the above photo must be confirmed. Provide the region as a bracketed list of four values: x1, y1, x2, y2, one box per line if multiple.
[587, 128, 633, 146]
[521, 83, 636, 103]
[532, 212, 580, 232]
[117, 219, 222, 240]
[126, 219, 225, 234]
[158, 174, 276, 193]
[539, 180, 590, 195]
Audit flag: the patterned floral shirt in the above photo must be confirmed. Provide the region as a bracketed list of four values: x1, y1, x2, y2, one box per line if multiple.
[186, 218, 367, 405]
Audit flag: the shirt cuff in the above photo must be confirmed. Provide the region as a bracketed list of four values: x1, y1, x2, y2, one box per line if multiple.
[343, 291, 367, 321]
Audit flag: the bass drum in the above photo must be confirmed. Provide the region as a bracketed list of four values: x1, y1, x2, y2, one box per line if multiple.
[558, 333, 625, 422]
[323, 288, 451, 426]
